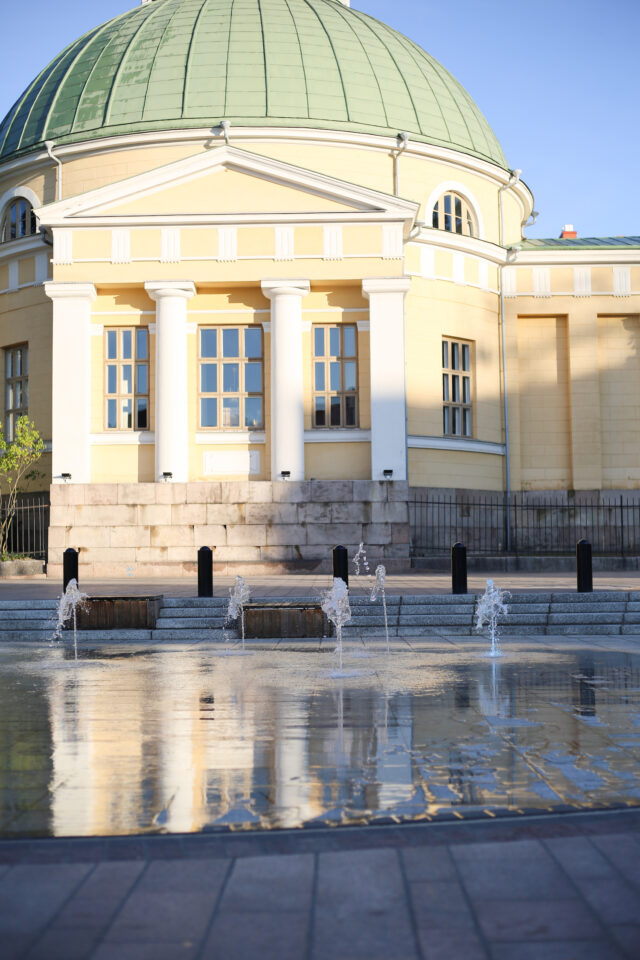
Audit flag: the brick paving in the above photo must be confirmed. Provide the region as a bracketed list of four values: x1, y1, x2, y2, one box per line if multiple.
[1, 812, 639, 959]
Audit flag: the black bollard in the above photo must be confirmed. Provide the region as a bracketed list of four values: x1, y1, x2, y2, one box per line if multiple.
[333, 545, 349, 587]
[451, 542, 467, 595]
[576, 539, 593, 593]
[198, 546, 213, 597]
[63, 548, 79, 592]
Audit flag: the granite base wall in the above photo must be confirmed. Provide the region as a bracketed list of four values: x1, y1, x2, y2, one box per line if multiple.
[47, 481, 410, 578]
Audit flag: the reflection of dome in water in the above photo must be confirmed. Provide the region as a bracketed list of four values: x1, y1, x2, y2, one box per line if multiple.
[0, 0, 506, 166]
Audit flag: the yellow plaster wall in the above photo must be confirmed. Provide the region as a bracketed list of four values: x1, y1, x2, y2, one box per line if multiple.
[598, 314, 640, 487]
[17, 257, 35, 285]
[0, 286, 52, 448]
[305, 442, 370, 480]
[516, 316, 572, 490]
[91, 444, 154, 482]
[408, 448, 503, 490]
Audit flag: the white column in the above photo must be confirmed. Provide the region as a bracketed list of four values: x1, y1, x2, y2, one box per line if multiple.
[145, 281, 195, 482]
[45, 282, 96, 483]
[261, 280, 309, 481]
[362, 277, 411, 481]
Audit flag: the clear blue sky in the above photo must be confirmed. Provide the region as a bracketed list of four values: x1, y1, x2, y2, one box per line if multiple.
[2, 0, 638, 239]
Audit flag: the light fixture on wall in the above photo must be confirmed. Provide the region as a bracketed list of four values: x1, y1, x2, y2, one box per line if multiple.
[162, 471, 173, 482]
[280, 470, 291, 480]
[383, 469, 393, 480]
[61, 473, 72, 483]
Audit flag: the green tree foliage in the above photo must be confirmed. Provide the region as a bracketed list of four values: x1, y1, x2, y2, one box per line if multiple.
[0, 416, 44, 559]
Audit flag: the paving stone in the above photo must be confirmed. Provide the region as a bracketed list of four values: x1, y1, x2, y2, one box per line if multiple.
[610, 923, 640, 958]
[489, 941, 625, 959]
[409, 879, 476, 931]
[24, 926, 100, 960]
[474, 898, 604, 941]
[220, 853, 313, 912]
[417, 929, 489, 960]
[400, 846, 457, 882]
[203, 909, 309, 960]
[314, 849, 417, 959]
[451, 840, 552, 863]
[104, 890, 217, 943]
[0, 863, 93, 943]
[92, 943, 198, 960]
[577, 877, 640, 925]
[590, 834, 640, 888]
[457, 854, 576, 901]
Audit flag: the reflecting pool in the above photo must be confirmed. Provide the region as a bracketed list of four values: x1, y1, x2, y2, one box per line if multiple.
[1, 643, 640, 837]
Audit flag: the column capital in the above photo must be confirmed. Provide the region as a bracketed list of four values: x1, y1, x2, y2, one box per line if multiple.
[44, 281, 96, 302]
[145, 281, 196, 301]
[362, 277, 411, 299]
[261, 280, 310, 300]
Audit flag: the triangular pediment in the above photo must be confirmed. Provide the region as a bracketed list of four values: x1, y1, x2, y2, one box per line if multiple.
[37, 145, 418, 228]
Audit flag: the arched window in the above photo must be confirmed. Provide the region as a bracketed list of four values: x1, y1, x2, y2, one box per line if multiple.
[432, 192, 475, 238]
[1, 198, 37, 244]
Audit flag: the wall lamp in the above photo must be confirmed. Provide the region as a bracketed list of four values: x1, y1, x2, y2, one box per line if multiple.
[280, 470, 291, 480]
[61, 473, 72, 483]
[383, 469, 393, 480]
[161, 471, 173, 482]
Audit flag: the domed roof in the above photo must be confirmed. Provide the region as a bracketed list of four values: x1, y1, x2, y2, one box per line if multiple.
[0, 0, 507, 167]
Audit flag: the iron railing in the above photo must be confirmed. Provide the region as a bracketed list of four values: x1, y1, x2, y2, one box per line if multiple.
[409, 494, 640, 556]
[0, 492, 49, 560]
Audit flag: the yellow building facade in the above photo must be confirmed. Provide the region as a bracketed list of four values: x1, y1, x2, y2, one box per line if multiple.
[0, 0, 637, 574]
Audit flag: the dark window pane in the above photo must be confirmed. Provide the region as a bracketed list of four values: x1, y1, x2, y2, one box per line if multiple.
[330, 396, 341, 426]
[452, 407, 460, 435]
[244, 327, 262, 358]
[315, 362, 325, 391]
[222, 328, 239, 357]
[443, 407, 450, 434]
[136, 364, 148, 395]
[444, 212, 452, 231]
[455, 197, 462, 217]
[442, 341, 448, 368]
[455, 217, 462, 234]
[463, 408, 471, 436]
[463, 376, 470, 403]
[329, 327, 340, 356]
[122, 330, 132, 360]
[314, 327, 325, 357]
[245, 397, 262, 428]
[201, 364, 217, 393]
[462, 344, 470, 371]
[222, 397, 240, 427]
[442, 374, 449, 401]
[452, 375, 460, 402]
[330, 362, 341, 391]
[121, 364, 133, 394]
[222, 363, 239, 392]
[343, 326, 356, 357]
[345, 395, 356, 426]
[106, 330, 117, 360]
[432, 201, 439, 228]
[107, 365, 117, 394]
[136, 327, 148, 360]
[245, 362, 262, 393]
[201, 329, 217, 358]
[344, 361, 356, 392]
[122, 399, 132, 429]
[136, 399, 148, 430]
[201, 397, 217, 428]
[315, 396, 326, 427]
[451, 343, 459, 370]
[107, 398, 117, 429]
[444, 195, 452, 214]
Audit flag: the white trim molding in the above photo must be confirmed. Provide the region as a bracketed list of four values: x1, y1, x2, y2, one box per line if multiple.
[304, 429, 371, 443]
[533, 266, 551, 298]
[52, 228, 73, 265]
[218, 226, 237, 262]
[89, 432, 155, 445]
[160, 227, 180, 263]
[196, 431, 266, 445]
[574, 266, 591, 297]
[408, 435, 506, 456]
[275, 225, 294, 261]
[111, 228, 131, 264]
[323, 224, 343, 260]
[613, 265, 631, 297]
[0, 185, 41, 214]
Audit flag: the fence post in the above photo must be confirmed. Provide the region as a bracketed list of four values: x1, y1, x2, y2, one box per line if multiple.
[451, 542, 467, 594]
[333, 545, 349, 586]
[63, 548, 79, 592]
[576, 539, 593, 593]
[197, 546, 213, 597]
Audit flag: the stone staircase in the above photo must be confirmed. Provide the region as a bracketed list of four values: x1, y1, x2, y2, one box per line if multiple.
[3, 592, 640, 642]
[343, 591, 640, 637]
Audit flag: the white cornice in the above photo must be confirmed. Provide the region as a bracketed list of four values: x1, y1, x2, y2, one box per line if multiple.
[36, 144, 419, 235]
[304, 429, 371, 443]
[195, 431, 266, 445]
[408, 435, 505, 456]
[0, 234, 47, 262]
[89, 432, 154, 445]
[409, 231, 508, 265]
[513, 249, 640, 265]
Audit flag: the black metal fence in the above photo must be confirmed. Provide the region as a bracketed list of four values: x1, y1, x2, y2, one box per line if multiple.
[409, 494, 640, 556]
[0, 492, 50, 560]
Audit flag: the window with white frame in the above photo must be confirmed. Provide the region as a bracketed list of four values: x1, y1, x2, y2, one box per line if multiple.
[1, 198, 37, 244]
[432, 192, 475, 237]
[199, 326, 263, 429]
[313, 324, 358, 428]
[442, 337, 473, 437]
[105, 328, 149, 430]
[4, 344, 28, 441]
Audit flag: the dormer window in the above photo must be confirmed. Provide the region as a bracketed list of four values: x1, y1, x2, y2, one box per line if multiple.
[432, 192, 475, 237]
[1, 198, 37, 244]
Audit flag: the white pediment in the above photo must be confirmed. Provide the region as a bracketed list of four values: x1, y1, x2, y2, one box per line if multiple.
[37, 145, 418, 231]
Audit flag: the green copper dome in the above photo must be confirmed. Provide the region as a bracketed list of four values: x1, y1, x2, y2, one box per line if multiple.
[0, 0, 507, 167]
